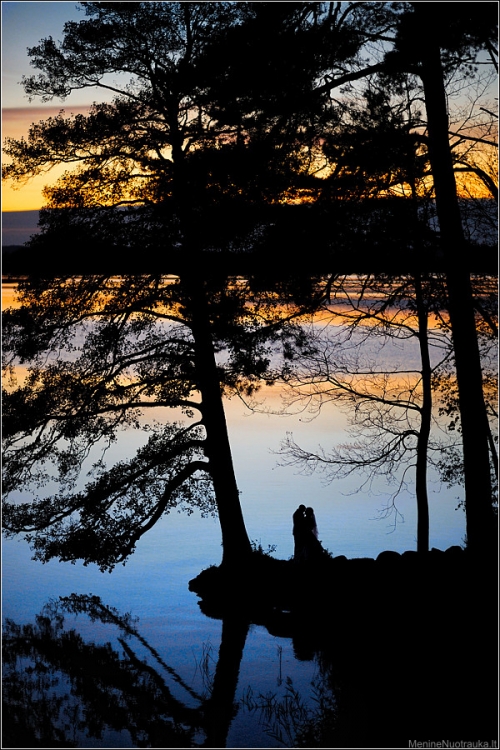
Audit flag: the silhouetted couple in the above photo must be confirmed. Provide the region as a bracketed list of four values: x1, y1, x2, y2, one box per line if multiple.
[293, 504, 324, 563]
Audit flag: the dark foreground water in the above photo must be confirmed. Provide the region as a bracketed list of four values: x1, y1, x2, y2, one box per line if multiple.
[3, 533, 498, 748]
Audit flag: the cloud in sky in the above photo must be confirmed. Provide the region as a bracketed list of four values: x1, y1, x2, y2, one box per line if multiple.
[3, 105, 94, 146]
[2, 3, 112, 211]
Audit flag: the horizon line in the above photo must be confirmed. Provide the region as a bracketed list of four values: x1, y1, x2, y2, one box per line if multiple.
[2, 208, 40, 212]
[3, 105, 94, 117]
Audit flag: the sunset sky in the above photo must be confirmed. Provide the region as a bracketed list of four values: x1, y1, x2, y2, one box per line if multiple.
[1, 1, 497, 243]
[2, 1, 112, 223]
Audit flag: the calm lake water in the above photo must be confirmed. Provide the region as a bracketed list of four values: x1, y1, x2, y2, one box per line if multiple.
[2, 280, 470, 747]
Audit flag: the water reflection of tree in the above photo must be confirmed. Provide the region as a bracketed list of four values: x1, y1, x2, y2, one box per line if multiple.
[2, 594, 249, 749]
[242, 569, 498, 749]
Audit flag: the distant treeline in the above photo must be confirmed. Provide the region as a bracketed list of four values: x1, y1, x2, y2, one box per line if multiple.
[2, 199, 497, 277]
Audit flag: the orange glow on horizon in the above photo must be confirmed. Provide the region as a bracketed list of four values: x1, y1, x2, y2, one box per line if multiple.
[2, 104, 496, 211]
[2, 168, 68, 212]
[2, 105, 93, 211]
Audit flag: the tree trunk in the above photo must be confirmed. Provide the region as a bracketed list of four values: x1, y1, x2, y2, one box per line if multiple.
[408, 136, 430, 554]
[417, 10, 496, 555]
[170, 114, 252, 566]
[414, 274, 431, 553]
[188, 275, 253, 565]
[203, 615, 250, 746]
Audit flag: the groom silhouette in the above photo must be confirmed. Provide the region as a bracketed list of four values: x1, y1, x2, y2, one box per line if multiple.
[292, 504, 307, 561]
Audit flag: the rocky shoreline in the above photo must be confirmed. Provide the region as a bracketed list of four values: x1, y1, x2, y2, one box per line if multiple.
[189, 545, 494, 626]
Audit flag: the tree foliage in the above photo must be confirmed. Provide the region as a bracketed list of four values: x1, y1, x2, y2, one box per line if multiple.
[2, 594, 215, 747]
[277, 273, 456, 547]
[2, 2, 323, 568]
[2, 270, 311, 570]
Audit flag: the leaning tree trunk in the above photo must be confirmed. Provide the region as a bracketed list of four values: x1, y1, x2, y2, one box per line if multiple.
[171, 118, 252, 566]
[417, 16, 496, 555]
[188, 274, 253, 566]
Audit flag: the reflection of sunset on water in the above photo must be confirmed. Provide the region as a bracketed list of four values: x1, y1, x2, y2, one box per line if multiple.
[3, 274, 482, 410]
[4, 273, 494, 325]
[2, 283, 20, 309]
